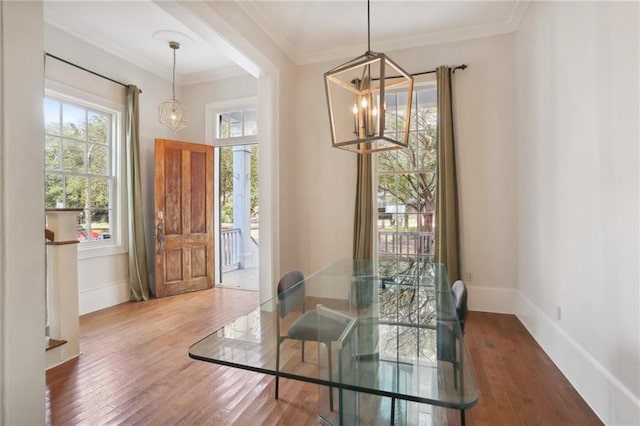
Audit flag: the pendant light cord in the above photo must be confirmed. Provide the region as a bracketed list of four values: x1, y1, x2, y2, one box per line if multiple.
[172, 47, 177, 101]
[367, 0, 371, 52]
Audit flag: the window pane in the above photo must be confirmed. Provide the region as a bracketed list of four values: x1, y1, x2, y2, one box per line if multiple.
[62, 139, 86, 172]
[416, 88, 436, 110]
[76, 210, 89, 241]
[65, 176, 88, 207]
[45, 174, 63, 208]
[384, 93, 399, 134]
[90, 177, 110, 208]
[62, 103, 86, 140]
[377, 149, 399, 173]
[90, 208, 110, 240]
[218, 114, 229, 138]
[229, 110, 242, 137]
[45, 136, 61, 170]
[88, 111, 109, 144]
[88, 144, 109, 175]
[44, 98, 61, 136]
[244, 109, 257, 136]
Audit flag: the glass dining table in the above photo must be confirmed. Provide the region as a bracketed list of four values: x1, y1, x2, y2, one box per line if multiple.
[189, 259, 477, 425]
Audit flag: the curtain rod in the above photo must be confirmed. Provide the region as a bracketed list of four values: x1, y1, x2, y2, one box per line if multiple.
[374, 64, 467, 81]
[413, 64, 468, 76]
[45, 53, 141, 93]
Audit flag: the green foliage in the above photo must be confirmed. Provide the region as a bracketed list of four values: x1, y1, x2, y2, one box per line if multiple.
[221, 204, 233, 224]
[219, 144, 259, 225]
[250, 144, 259, 214]
[44, 98, 112, 239]
[377, 90, 438, 233]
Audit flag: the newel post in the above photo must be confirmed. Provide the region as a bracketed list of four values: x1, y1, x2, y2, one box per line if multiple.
[45, 208, 82, 369]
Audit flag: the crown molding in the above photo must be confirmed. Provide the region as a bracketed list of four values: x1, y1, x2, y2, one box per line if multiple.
[241, 0, 531, 66]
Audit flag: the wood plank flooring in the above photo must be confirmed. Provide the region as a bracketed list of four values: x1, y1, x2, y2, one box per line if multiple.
[46, 287, 603, 425]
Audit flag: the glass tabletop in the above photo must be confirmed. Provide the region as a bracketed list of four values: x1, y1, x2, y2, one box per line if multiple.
[189, 259, 477, 410]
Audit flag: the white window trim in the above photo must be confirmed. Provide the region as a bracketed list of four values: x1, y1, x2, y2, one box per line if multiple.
[206, 96, 258, 147]
[45, 81, 127, 259]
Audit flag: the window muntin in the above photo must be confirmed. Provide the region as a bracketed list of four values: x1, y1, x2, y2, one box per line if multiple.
[44, 96, 117, 245]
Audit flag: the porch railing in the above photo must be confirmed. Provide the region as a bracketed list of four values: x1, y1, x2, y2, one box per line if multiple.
[221, 228, 260, 272]
[378, 231, 435, 261]
[221, 228, 241, 272]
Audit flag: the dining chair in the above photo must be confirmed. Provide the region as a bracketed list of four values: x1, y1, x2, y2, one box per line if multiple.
[274, 270, 345, 411]
[452, 280, 468, 333]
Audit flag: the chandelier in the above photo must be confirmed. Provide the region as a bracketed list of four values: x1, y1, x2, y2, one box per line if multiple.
[159, 41, 187, 131]
[324, 0, 413, 154]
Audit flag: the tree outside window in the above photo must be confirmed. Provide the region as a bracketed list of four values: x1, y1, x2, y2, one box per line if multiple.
[44, 96, 115, 243]
[377, 86, 437, 263]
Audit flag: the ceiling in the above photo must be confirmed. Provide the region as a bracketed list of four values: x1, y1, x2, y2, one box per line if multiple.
[44, 1, 529, 86]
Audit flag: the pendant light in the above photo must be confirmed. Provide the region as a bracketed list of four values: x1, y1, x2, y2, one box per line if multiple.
[159, 41, 187, 131]
[324, 0, 413, 154]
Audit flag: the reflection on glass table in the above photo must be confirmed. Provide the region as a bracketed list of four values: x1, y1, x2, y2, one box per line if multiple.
[189, 259, 477, 425]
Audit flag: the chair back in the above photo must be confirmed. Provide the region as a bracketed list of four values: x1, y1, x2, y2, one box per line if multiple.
[452, 280, 468, 329]
[277, 270, 306, 318]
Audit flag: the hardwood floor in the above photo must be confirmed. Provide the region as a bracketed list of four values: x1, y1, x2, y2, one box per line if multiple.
[46, 287, 603, 425]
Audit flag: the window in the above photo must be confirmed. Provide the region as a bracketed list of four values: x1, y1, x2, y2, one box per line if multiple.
[217, 107, 257, 140]
[375, 84, 439, 363]
[377, 84, 438, 265]
[44, 95, 119, 245]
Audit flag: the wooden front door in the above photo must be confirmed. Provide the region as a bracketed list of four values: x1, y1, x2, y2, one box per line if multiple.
[154, 138, 214, 297]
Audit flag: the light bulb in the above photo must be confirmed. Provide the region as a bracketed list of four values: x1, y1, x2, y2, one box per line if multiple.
[372, 106, 378, 116]
[361, 98, 368, 109]
[170, 111, 177, 120]
[352, 104, 358, 115]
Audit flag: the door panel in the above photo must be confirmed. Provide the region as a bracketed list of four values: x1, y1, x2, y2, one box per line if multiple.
[155, 138, 214, 297]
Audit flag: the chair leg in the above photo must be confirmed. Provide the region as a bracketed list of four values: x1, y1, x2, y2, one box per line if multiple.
[301, 340, 305, 362]
[390, 397, 395, 425]
[328, 341, 334, 412]
[461, 408, 466, 426]
[275, 337, 281, 399]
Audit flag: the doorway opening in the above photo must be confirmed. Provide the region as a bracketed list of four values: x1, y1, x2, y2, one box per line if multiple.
[213, 105, 260, 291]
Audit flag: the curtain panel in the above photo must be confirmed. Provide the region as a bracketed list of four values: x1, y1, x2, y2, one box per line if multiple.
[353, 151, 374, 260]
[435, 67, 461, 282]
[126, 85, 151, 301]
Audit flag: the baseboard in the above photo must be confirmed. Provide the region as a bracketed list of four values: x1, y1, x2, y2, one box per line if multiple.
[467, 285, 516, 314]
[79, 280, 129, 315]
[516, 293, 640, 426]
[46, 344, 80, 370]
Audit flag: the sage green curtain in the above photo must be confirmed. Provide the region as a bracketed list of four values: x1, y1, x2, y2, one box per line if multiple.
[353, 151, 374, 260]
[435, 67, 461, 282]
[126, 85, 151, 301]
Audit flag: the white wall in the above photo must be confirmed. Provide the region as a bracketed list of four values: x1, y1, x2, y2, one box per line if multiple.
[287, 34, 518, 312]
[515, 2, 640, 424]
[45, 24, 179, 311]
[174, 0, 299, 301]
[0, 2, 46, 423]
[181, 74, 258, 144]
[0, 2, 292, 420]
[45, 0, 297, 310]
